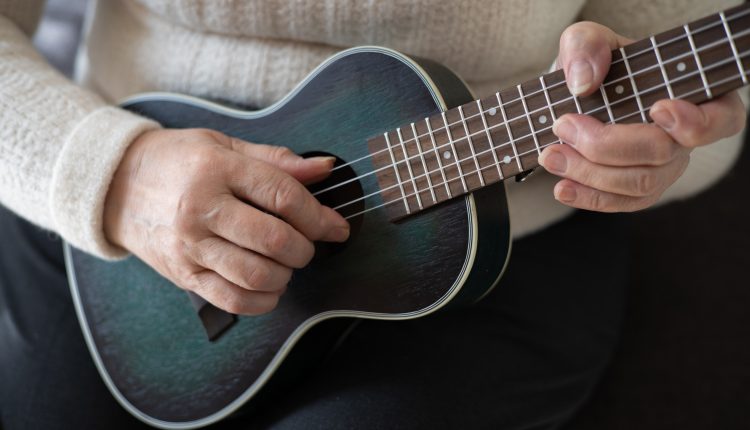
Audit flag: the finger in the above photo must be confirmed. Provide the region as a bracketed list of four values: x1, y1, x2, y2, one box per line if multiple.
[201, 129, 336, 184]
[558, 21, 632, 96]
[552, 179, 656, 212]
[230, 137, 335, 184]
[539, 143, 689, 198]
[552, 114, 685, 167]
[650, 92, 747, 148]
[190, 237, 292, 293]
[226, 157, 350, 242]
[204, 197, 315, 268]
[189, 270, 281, 316]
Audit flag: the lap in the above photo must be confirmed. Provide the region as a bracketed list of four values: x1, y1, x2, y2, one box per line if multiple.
[0, 206, 628, 430]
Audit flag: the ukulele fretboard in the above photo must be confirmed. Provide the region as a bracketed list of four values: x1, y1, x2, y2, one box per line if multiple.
[368, 3, 750, 221]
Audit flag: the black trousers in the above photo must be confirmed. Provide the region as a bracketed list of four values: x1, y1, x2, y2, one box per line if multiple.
[0, 204, 628, 430]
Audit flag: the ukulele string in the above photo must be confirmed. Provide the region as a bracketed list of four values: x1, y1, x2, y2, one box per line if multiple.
[313, 28, 750, 201]
[342, 69, 747, 220]
[323, 7, 750, 178]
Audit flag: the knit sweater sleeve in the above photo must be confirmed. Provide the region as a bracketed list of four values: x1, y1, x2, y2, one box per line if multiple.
[578, 0, 747, 205]
[0, 5, 161, 259]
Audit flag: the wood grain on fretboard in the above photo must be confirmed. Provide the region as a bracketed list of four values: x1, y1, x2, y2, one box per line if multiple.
[369, 3, 750, 221]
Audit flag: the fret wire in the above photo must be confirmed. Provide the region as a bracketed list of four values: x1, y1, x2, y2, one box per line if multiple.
[620, 47, 648, 122]
[684, 24, 713, 98]
[458, 106, 485, 186]
[721, 11, 748, 84]
[396, 128, 423, 210]
[476, 99, 504, 180]
[496, 92, 524, 171]
[383, 132, 410, 214]
[600, 85, 616, 123]
[411, 122, 437, 204]
[425, 118, 452, 198]
[651, 36, 675, 99]
[539, 76, 558, 122]
[348, 66, 750, 220]
[441, 111, 469, 192]
[517, 85, 542, 155]
[573, 94, 583, 114]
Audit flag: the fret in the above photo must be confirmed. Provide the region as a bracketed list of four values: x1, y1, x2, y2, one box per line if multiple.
[599, 85, 616, 123]
[383, 132, 410, 214]
[441, 111, 468, 193]
[620, 47, 648, 122]
[495, 92, 523, 171]
[410, 122, 437, 204]
[457, 106, 485, 187]
[425, 118, 452, 198]
[543, 70, 580, 118]
[396, 128, 422, 210]
[476, 99, 504, 180]
[685, 24, 713, 98]
[517, 85, 542, 155]
[721, 11, 748, 84]
[651, 36, 676, 99]
[539, 76, 558, 122]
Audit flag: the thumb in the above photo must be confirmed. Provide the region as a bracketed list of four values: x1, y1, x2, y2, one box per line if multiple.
[229, 139, 336, 184]
[558, 21, 633, 97]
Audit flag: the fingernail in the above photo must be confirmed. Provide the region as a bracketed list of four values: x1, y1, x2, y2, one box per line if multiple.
[553, 118, 578, 145]
[333, 224, 350, 242]
[568, 60, 594, 96]
[310, 156, 337, 165]
[555, 183, 577, 203]
[650, 107, 676, 130]
[539, 150, 567, 175]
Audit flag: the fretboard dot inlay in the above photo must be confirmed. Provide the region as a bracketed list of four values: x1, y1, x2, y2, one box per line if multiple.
[443, 151, 452, 160]
[615, 85, 625, 94]
[503, 155, 511, 165]
[488, 107, 497, 116]
[539, 115, 548, 124]
[677, 62, 687, 72]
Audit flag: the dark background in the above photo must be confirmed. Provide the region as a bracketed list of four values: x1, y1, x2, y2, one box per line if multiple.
[28, 1, 750, 428]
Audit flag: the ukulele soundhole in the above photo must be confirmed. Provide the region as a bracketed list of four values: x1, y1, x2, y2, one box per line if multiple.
[305, 152, 364, 256]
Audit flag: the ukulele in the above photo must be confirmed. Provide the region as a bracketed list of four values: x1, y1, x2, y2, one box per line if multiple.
[65, 4, 750, 428]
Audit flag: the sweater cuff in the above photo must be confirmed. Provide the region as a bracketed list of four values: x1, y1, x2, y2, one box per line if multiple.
[50, 106, 161, 260]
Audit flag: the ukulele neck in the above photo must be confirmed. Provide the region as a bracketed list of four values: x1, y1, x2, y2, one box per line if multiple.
[368, 3, 750, 221]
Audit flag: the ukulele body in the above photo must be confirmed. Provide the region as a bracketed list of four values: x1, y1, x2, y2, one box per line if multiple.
[65, 46, 511, 429]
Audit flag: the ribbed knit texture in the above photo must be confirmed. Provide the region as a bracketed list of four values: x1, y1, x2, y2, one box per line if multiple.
[0, 0, 744, 258]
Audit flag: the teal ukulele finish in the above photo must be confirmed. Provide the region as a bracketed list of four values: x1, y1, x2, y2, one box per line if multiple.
[66, 47, 511, 429]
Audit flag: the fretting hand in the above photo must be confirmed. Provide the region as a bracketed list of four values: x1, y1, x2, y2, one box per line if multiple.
[538, 21, 746, 212]
[103, 128, 350, 315]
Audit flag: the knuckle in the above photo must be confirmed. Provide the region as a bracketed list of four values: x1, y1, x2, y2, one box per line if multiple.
[263, 224, 292, 256]
[296, 241, 315, 268]
[257, 294, 280, 315]
[634, 171, 658, 196]
[245, 264, 271, 291]
[222, 297, 246, 315]
[272, 176, 303, 215]
[271, 146, 294, 162]
[651, 142, 676, 164]
[581, 126, 609, 162]
[174, 194, 205, 235]
[588, 191, 605, 211]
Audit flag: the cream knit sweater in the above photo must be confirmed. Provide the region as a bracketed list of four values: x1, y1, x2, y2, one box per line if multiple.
[0, 0, 743, 259]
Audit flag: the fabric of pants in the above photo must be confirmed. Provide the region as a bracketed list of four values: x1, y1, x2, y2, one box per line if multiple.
[0, 203, 629, 430]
